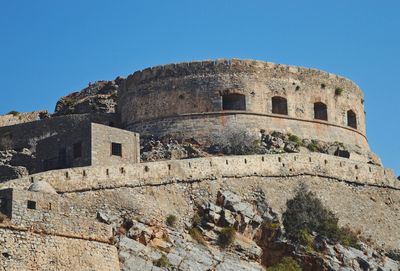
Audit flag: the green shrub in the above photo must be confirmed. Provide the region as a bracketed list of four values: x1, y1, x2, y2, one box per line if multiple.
[7, 110, 19, 116]
[210, 127, 260, 155]
[283, 184, 342, 243]
[288, 134, 302, 146]
[307, 143, 318, 152]
[266, 257, 302, 271]
[218, 227, 236, 248]
[189, 227, 207, 246]
[153, 254, 171, 268]
[335, 88, 345, 96]
[264, 221, 281, 230]
[191, 213, 202, 227]
[298, 229, 315, 252]
[339, 227, 361, 249]
[166, 214, 177, 227]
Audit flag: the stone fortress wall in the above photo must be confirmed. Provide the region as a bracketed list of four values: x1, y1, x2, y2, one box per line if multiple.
[3, 152, 399, 250]
[0, 188, 119, 270]
[0, 110, 48, 128]
[119, 59, 368, 150]
[6, 152, 398, 193]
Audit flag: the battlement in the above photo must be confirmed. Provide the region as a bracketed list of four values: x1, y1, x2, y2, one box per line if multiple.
[126, 59, 361, 93]
[4, 153, 398, 194]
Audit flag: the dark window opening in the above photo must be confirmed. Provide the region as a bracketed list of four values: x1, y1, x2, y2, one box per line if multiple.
[222, 94, 246, 111]
[347, 110, 357, 129]
[73, 142, 82, 159]
[27, 200, 36, 210]
[314, 102, 328, 121]
[334, 149, 350, 158]
[271, 96, 288, 115]
[111, 142, 122, 157]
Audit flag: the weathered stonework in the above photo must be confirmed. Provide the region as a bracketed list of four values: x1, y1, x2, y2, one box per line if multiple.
[120, 59, 368, 151]
[0, 59, 398, 270]
[0, 188, 119, 270]
[0, 110, 48, 128]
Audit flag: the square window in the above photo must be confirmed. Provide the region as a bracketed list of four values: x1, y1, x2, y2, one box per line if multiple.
[73, 142, 82, 159]
[111, 143, 122, 157]
[27, 200, 36, 210]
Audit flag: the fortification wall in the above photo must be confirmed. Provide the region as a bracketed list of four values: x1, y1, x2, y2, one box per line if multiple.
[2, 154, 399, 249]
[4, 189, 112, 242]
[0, 113, 116, 150]
[128, 112, 369, 150]
[0, 110, 48, 128]
[5, 153, 398, 193]
[0, 227, 119, 271]
[120, 59, 367, 149]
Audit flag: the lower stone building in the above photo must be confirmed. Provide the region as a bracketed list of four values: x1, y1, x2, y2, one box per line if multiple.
[36, 122, 140, 172]
[0, 185, 120, 270]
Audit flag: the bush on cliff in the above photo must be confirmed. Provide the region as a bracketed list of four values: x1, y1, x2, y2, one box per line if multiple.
[209, 127, 260, 155]
[166, 214, 177, 227]
[283, 184, 359, 248]
[218, 227, 236, 248]
[266, 257, 302, 271]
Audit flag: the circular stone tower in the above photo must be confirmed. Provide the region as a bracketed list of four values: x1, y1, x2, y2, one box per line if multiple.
[119, 59, 369, 152]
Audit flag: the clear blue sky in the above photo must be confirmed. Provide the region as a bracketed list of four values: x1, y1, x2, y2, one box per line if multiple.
[0, 0, 398, 175]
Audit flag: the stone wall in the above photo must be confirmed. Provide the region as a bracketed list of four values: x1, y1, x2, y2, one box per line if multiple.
[119, 59, 368, 150]
[0, 110, 48, 128]
[91, 123, 140, 166]
[5, 153, 397, 193]
[0, 227, 119, 271]
[2, 154, 399, 250]
[35, 123, 139, 172]
[128, 112, 369, 151]
[0, 189, 112, 242]
[0, 113, 117, 151]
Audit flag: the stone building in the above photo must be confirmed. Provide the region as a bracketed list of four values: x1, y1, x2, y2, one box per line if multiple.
[36, 122, 140, 172]
[0, 186, 119, 270]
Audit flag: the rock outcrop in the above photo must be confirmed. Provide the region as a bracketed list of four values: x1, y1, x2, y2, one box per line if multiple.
[96, 190, 399, 271]
[54, 77, 124, 116]
[0, 148, 35, 182]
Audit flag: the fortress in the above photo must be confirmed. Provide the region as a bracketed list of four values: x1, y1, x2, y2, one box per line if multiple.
[0, 59, 399, 270]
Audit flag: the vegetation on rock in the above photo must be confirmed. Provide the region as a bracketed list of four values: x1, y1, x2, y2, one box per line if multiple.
[218, 227, 236, 248]
[153, 254, 171, 268]
[266, 257, 302, 271]
[283, 184, 360, 248]
[166, 214, 177, 227]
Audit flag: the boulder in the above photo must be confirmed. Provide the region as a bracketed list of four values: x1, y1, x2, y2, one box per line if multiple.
[28, 181, 57, 194]
[284, 142, 300, 153]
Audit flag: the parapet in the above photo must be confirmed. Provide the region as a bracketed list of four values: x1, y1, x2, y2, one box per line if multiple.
[4, 153, 398, 194]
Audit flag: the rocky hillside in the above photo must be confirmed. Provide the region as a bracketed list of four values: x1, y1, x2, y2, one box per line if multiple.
[53, 77, 124, 116]
[91, 191, 400, 271]
[97, 189, 399, 271]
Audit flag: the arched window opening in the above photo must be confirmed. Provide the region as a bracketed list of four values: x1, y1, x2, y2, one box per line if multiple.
[314, 102, 328, 121]
[271, 96, 288, 115]
[222, 94, 246, 111]
[347, 110, 357, 129]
